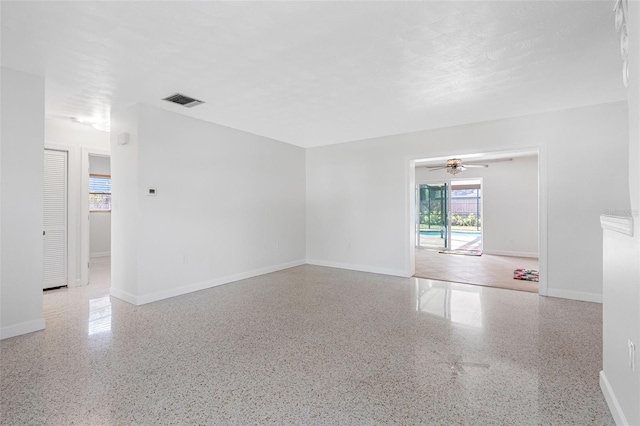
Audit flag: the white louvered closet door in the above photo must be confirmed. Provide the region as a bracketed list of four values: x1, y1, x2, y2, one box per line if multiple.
[44, 149, 68, 289]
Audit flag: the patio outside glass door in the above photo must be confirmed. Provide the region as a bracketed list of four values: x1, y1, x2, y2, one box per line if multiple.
[417, 183, 449, 250]
[449, 180, 483, 251]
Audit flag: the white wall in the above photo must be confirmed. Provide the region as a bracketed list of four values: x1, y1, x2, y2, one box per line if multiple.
[89, 213, 111, 257]
[89, 155, 111, 258]
[110, 106, 140, 300]
[600, 2, 640, 425]
[306, 101, 629, 302]
[45, 118, 110, 151]
[0, 68, 46, 339]
[89, 155, 110, 175]
[110, 104, 306, 304]
[416, 155, 538, 257]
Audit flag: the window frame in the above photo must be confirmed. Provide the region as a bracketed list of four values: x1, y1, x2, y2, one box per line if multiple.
[89, 173, 112, 213]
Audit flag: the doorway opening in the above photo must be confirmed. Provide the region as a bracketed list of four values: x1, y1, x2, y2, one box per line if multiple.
[411, 151, 540, 294]
[88, 154, 111, 285]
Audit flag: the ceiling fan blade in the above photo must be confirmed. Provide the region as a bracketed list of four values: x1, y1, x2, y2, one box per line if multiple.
[428, 167, 447, 171]
[463, 164, 489, 168]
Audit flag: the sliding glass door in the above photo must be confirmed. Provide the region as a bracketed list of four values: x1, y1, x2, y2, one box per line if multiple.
[449, 181, 483, 251]
[416, 179, 483, 252]
[416, 183, 449, 250]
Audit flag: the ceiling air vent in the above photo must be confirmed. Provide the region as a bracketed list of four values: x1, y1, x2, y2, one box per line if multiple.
[162, 93, 205, 108]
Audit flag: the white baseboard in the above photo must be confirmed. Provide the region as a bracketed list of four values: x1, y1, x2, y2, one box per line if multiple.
[90, 252, 111, 258]
[600, 370, 629, 425]
[0, 318, 46, 340]
[114, 259, 306, 306]
[482, 250, 538, 258]
[305, 259, 408, 278]
[547, 288, 602, 303]
[109, 286, 138, 305]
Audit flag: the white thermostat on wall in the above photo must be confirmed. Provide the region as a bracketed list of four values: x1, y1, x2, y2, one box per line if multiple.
[147, 188, 157, 196]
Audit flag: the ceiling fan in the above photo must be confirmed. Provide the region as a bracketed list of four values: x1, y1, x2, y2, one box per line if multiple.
[425, 158, 489, 175]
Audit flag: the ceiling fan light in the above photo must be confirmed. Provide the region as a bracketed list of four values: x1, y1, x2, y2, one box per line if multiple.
[446, 158, 464, 175]
[447, 158, 463, 168]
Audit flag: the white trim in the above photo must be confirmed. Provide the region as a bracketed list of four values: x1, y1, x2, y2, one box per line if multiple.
[112, 260, 306, 306]
[90, 251, 111, 258]
[406, 159, 416, 277]
[600, 215, 634, 237]
[0, 318, 46, 340]
[547, 288, 602, 303]
[483, 250, 539, 258]
[600, 370, 629, 426]
[109, 286, 138, 305]
[538, 145, 548, 297]
[306, 259, 407, 278]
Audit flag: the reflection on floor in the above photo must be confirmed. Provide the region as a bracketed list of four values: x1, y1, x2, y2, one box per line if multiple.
[415, 248, 539, 293]
[2, 264, 612, 424]
[37, 256, 113, 338]
[89, 256, 110, 286]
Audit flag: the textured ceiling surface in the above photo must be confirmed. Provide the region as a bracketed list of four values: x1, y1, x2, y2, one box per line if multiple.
[0, 1, 625, 147]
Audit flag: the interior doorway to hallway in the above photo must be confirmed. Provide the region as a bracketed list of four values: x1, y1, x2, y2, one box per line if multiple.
[88, 154, 111, 285]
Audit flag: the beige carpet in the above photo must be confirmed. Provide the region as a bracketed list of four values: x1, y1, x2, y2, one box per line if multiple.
[415, 248, 539, 293]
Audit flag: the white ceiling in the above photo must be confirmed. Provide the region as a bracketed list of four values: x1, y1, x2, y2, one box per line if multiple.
[0, 1, 626, 148]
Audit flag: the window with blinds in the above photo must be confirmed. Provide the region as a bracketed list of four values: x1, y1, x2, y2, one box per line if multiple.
[89, 174, 111, 212]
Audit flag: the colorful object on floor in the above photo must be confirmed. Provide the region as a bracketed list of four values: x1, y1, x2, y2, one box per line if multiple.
[514, 269, 539, 282]
[439, 249, 483, 256]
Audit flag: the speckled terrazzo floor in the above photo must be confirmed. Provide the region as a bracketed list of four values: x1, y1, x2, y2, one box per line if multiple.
[1, 257, 613, 425]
